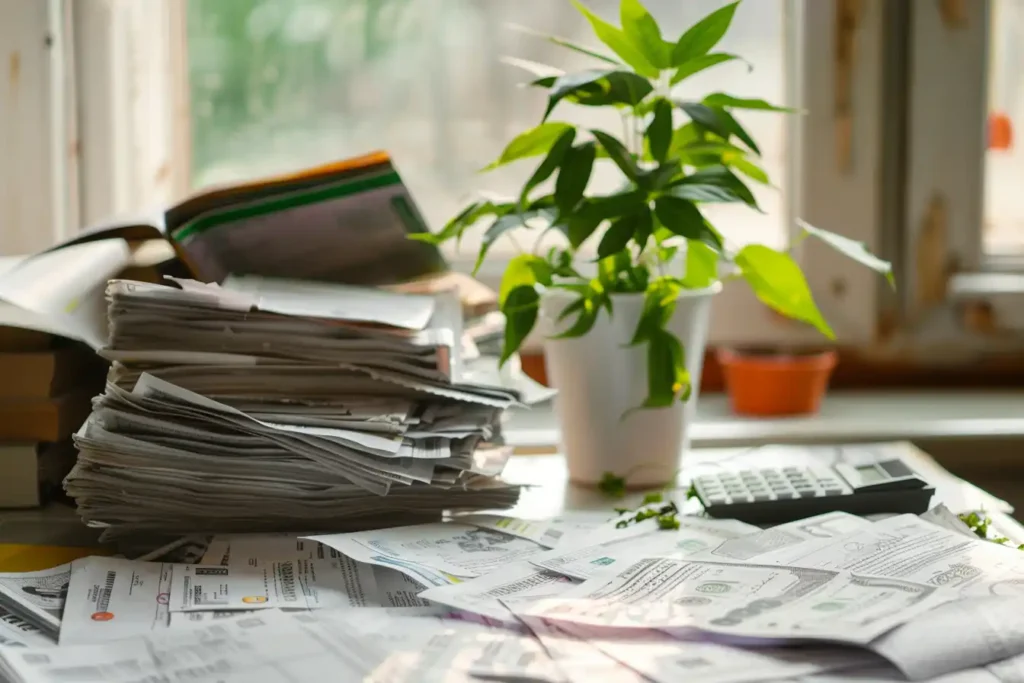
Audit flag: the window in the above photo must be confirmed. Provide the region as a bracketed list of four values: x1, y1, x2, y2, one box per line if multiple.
[184, 0, 790, 257]
[986, 0, 1024, 258]
[11, 0, 893, 349]
[903, 0, 1024, 339]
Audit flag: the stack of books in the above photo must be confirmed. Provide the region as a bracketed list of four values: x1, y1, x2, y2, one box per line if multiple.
[65, 276, 522, 541]
[0, 245, 132, 508]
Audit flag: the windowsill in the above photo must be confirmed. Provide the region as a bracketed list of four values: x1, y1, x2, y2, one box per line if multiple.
[505, 390, 1024, 450]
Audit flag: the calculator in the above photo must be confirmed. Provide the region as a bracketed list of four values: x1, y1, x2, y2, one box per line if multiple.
[692, 458, 934, 525]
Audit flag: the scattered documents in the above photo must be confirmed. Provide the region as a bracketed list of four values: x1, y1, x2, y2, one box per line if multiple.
[6, 500, 1024, 681]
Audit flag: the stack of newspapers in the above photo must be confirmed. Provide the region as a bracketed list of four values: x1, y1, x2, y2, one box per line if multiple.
[64, 276, 522, 541]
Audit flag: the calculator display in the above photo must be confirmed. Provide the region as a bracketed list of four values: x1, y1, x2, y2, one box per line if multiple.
[855, 465, 886, 484]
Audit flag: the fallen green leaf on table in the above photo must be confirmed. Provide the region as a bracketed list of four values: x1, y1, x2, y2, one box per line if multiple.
[958, 511, 1024, 550]
[614, 501, 680, 529]
[598, 471, 628, 498]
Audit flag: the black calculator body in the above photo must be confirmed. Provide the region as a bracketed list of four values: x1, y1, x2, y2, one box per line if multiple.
[692, 458, 934, 525]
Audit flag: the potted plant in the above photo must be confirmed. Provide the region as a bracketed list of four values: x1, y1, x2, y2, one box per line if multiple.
[414, 0, 893, 488]
[716, 346, 839, 417]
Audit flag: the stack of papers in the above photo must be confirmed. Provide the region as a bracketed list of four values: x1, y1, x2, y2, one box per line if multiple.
[6, 504, 1024, 681]
[64, 277, 522, 541]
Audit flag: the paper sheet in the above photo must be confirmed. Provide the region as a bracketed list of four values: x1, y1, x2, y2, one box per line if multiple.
[306, 522, 548, 584]
[573, 626, 875, 683]
[515, 557, 951, 645]
[532, 516, 754, 581]
[201, 534, 431, 609]
[0, 604, 55, 647]
[168, 561, 304, 612]
[457, 511, 615, 549]
[223, 274, 437, 330]
[693, 511, 875, 563]
[419, 561, 576, 622]
[59, 557, 172, 645]
[0, 564, 71, 634]
[756, 514, 1024, 598]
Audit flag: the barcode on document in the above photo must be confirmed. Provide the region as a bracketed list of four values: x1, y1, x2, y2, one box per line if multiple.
[280, 564, 297, 602]
[96, 571, 116, 613]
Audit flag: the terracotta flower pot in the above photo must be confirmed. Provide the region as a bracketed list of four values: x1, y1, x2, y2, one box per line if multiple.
[717, 348, 837, 417]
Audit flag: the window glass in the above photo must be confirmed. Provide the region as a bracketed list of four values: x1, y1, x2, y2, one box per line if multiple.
[186, 0, 790, 256]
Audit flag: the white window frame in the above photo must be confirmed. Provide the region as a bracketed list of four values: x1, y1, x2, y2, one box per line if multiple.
[12, 0, 894, 351]
[904, 0, 1024, 337]
[0, 0, 77, 255]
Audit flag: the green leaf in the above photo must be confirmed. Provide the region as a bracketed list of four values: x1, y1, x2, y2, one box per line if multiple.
[598, 472, 627, 498]
[557, 297, 586, 322]
[555, 142, 597, 214]
[638, 160, 683, 191]
[630, 278, 679, 345]
[597, 215, 636, 258]
[546, 246, 582, 278]
[647, 99, 673, 163]
[412, 199, 513, 246]
[717, 109, 761, 155]
[664, 183, 740, 203]
[671, 53, 741, 85]
[566, 213, 603, 250]
[591, 130, 641, 181]
[657, 514, 681, 530]
[641, 492, 664, 505]
[668, 123, 703, 159]
[473, 208, 553, 273]
[500, 285, 540, 365]
[554, 295, 602, 339]
[643, 329, 689, 408]
[632, 205, 654, 249]
[675, 165, 759, 209]
[681, 241, 719, 288]
[507, 24, 622, 66]
[540, 70, 654, 120]
[485, 122, 575, 170]
[703, 93, 796, 112]
[653, 196, 722, 250]
[620, 0, 668, 69]
[735, 244, 834, 338]
[571, 0, 659, 78]
[798, 220, 895, 288]
[676, 102, 761, 155]
[520, 128, 577, 207]
[566, 190, 648, 248]
[499, 254, 551, 306]
[730, 156, 770, 184]
[670, 1, 739, 66]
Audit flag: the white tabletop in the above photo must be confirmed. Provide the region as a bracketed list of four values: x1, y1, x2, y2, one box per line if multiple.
[497, 443, 1024, 542]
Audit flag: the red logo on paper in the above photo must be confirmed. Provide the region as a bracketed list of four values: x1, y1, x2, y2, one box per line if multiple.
[91, 612, 114, 621]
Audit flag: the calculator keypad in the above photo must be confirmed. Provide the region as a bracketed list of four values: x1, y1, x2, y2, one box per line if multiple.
[694, 467, 854, 506]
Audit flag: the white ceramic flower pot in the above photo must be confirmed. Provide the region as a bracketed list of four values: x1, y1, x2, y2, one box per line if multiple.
[540, 284, 720, 488]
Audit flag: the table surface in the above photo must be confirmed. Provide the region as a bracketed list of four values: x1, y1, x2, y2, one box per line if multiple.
[1, 443, 1021, 554]
[495, 443, 1024, 543]
[505, 390, 1024, 449]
